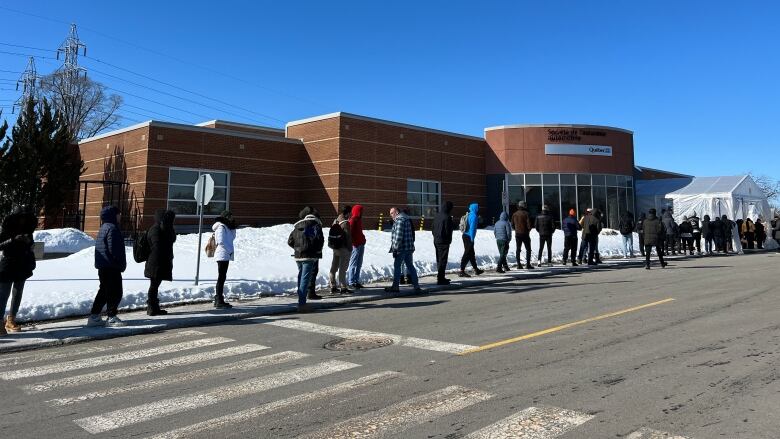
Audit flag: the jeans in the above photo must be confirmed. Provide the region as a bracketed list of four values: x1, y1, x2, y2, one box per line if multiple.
[91, 268, 123, 317]
[515, 233, 532, 266]
[347, 245, 365, 285]
[577, 236, 590, 261]
[296, 261, 317, 305]
[705, 236, 713, 253]
[645, 244, 665, 267]
[563, 235, 577, 262]
[537, 235, 553, 263]
[392, 251, 419, 288]
[435, 244, 450, 280]
[0, 279, 25, 319]
[496, 240, 509, 269]
[329, 248, 351, 289]
[460, 235, 478, 271]
[621, 234, 634, 256]
[586, 236, 598, 264]
[216, 261, 229, 296]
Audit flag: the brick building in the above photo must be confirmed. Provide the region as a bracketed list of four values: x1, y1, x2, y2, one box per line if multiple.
[76, 112, 652, 236]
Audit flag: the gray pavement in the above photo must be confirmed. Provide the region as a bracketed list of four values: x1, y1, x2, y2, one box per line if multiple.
[0, 252, 778, 438]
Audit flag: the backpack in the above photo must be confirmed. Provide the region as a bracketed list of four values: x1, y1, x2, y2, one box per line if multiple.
[327, 223, 344, 249]
[204, 234, 216, 258]
[296, 222, 322, 255]
[458, 213, 469, 233]
[132, 230, 151, 263]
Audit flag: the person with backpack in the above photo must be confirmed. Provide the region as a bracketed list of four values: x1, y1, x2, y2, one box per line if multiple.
[511, 201, 533, 269]
[432, 201, 455, 285]
[385, 207, 423, 293]
[562, 208, 580, 266]
[459, 203, 483, 277]
[581, 207, 602, 266]
[0, 206, 37, 335]
[702, 215, 714, 255]
[642, 208, 667, 269]
[88, 206, 128, 327]
[211, 210, 237, 309]
[636, 212, 646, 257]
[347, 204, 366, 290]
[618, 211, 635, 258]
[493, 211, 512, 273]
[288, 206, 324, 312]
[328, 206, 352, 294]
[143, 210, 176, 316]
[679, 216, 694, 255]
[689, 212, 702, 255]
[534, 204, 556, 266]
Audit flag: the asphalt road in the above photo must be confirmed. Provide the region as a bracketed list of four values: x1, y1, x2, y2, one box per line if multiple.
[1, 252, 778, 438]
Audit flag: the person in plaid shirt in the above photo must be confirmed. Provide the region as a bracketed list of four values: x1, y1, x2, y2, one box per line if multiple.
[385, 207, 424, 294]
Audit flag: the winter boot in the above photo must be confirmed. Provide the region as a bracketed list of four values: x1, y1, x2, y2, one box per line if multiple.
[214, 294, 233, 309]
[307, 291, 323, 301]
[458, 270, 471, 278]
[146, 300, 168, 316]
[475, 268, 485, 276]
[5, 316, 22, 333]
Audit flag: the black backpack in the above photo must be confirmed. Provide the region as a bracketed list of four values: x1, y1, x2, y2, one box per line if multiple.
[133, 230, 151, 263]
[327, 223, 344, 249]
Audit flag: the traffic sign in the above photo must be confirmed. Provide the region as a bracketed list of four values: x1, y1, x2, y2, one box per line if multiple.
[194, 174, 215, 206]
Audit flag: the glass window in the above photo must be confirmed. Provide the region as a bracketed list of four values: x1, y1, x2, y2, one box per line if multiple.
[508, 185, 525, 212]
[167, 168, 230, 217]
[577, 185, 591, 220]
[592, 174, 606, 186]
[525, 174, 542, 185]
[592, 186, 607, 219]
[616, 175, 626, 186]
[618, 187, 628, 218]
[625, 176, 633, 187]
[406, 178, 440, 218]
[543, 185, 561, 226]
[607, 187, 619, 229]
[561, 186, 577, 220]
[627, 190, 635, 215]
[606, 175, 618, 187]
[577, 174, 591, 185]
[543, 173, 559, 185]
[507, 174, 524, 185]
[560, 174, 576, 185]
[525, 186, 543, 218]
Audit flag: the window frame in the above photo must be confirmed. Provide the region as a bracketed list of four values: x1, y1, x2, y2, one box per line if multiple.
[167, 167, 231, 218]
[406, 178, 441, 219]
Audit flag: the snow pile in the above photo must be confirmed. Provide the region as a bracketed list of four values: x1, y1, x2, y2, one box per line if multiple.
[33, 228, 95, 254]
[14, 225, 639, 323]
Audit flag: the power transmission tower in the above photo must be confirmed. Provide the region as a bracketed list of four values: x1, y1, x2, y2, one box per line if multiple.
[13, 56, 38, 114]
[56, 23, 87, 98]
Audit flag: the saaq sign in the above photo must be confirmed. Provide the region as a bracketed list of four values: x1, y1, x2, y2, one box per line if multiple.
[544, 144, 613, 157]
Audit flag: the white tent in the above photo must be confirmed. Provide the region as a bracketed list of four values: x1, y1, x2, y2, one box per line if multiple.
[666, 175, 772, 223]
[635, 178, 692, 215]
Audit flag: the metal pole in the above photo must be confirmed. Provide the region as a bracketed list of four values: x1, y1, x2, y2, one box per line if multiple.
[194, 174, 206, 285]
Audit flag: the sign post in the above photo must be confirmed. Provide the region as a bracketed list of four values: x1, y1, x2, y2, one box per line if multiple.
[193, 173, 215, 285]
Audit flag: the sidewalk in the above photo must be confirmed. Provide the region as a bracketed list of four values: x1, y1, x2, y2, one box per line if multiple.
[0, 254, 704, 354]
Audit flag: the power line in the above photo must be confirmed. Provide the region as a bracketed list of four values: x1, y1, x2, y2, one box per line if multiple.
[0, 49, 57, 60]
[0, 42, 52, 53]
[105, 85, 213, 120]
[120, 104, 193, 124]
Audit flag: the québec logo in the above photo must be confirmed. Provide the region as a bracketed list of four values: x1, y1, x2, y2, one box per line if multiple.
[588, 146, 611, 154]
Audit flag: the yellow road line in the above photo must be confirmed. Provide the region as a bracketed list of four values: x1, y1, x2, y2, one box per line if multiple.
[458, 298, 675, 355]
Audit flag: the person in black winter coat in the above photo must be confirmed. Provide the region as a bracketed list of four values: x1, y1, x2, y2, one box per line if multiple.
[144, 210, 176, 316]
[89, 206, 128, 327]
[642, 208, 666, 269]
[712, 216, 725, 253]
[702, 215, 714, 255]
[635, 213, 646, 257]
[431, 201, 455, 285]
[678, 217, 694, 255]
[755, 218, 766, 249]
[534, 205, 556, 266]
[0, 206, 37, 335]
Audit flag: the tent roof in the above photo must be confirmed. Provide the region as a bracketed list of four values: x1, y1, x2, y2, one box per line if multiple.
[667, 175, 748, 196]
[635, 178, 693, 196]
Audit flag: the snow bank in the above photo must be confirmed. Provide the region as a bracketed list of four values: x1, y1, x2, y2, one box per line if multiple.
[33, 228, 95, 254]
[12, 225, 640, 323]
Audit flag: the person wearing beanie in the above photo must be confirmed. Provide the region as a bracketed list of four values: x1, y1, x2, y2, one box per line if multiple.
[493, 211, 512, 273]
[212, 210, 237, 309]
[511, 201, 533, 269]
[561, 208, 580, 266]
[618, 211, 635, 258]
[642, 208, 667, 269]
[144, 209, 177, 316]
[432, 201, 455, 285]
[0, 206, 37, 335]
[288, 206, 324, 312]
[88, 206, 128, 327]
[534, 204, 556, 266]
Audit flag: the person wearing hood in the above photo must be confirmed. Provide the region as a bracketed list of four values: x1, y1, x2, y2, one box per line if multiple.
[661, 210, 678, 255]
[512, 201, 533, 269]
[755, 218, 766, 249]
[384, 207, 422, 293]
[679, 216, 694, 255]
[144, 210, 177, 316]
[211, 210, 236, 309]
[0, 206, 37, 335]
[328, 205, 353, 294]
[432, 201, 455, 285]
[562, 208, 580, 266]
[493, 211, 512, 273]
[702, 215, 714, 255]
[636, 212, 646, 257]
[459, 203, 483, 277]
[642, 208, 667, 269]
[618, 211, 635, 258]
[288, 206, 324, 312]
[581, 207, 602, 266]
[712, 216, 725, 253]
[88, 206, 128, 327]
[689, 212, 702, 255]
[347, 204, 366, 290]
[534, 204, 556, 266]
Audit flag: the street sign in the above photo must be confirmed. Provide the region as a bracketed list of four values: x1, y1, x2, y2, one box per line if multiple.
[194, 174, 215, 206]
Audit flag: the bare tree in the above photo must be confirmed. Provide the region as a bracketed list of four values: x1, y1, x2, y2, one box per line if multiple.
[748, 172, 780, 208]
[39, 71, 122, 142]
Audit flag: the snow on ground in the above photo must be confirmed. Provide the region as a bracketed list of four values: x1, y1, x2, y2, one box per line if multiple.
[15, 225, 642, 323]
[33, 228, 94, 254]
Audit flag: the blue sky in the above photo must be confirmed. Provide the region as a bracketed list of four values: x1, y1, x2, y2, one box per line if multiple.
[0, 1, 777, 177]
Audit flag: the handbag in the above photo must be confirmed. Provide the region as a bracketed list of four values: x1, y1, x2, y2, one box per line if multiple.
[204, 234, 217, 258]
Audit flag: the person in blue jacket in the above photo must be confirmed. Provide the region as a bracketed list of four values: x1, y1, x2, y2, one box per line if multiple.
[459, 203, 484, 277]
[88, 206, 128, 328]
[562, 209, 581, 266]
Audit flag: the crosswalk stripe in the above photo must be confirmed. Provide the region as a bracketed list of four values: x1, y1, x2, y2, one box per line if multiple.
[464, 406, 594, 438]
[2, 337, 233, 380]
[264, 319, 476, 354]
[47, 350, 310, 406]
[25, 344, 268, 394]
[0, 330, 206, 367]
[73, 359, 360, 433]
[145, 371, 408, 439]
[627, 427, 690, 438]
[299, 385, 493, 439]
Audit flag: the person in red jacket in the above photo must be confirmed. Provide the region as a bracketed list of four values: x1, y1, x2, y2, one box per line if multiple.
[347, 204, 366, 289]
